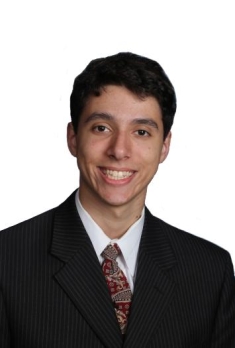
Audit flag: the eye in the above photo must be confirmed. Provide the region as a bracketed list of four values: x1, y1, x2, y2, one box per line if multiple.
[93, 125, 110, 133]
[135, 129, 150, 137]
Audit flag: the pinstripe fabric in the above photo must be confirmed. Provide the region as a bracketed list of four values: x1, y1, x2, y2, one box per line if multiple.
[0, 190, 235, 348]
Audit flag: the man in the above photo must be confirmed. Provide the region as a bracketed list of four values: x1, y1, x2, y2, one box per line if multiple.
[0, 52, 234, 348]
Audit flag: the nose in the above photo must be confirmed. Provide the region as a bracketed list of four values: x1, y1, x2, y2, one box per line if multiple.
[106, 131, 131, 160]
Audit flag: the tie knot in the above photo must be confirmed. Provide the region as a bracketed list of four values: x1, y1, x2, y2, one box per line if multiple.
[102, 243, 120, 260]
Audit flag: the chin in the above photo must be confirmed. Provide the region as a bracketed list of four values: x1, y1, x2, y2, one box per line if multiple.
[98, 193, 127, 205]
[103, 199, 129, 207]
[100, 192, 139, 208]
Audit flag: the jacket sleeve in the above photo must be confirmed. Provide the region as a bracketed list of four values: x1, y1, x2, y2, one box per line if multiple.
[0, 287, 11, 347]
[210, 252, 235, 347]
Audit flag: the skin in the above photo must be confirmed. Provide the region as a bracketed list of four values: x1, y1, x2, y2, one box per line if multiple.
[67, 85, 171, 238]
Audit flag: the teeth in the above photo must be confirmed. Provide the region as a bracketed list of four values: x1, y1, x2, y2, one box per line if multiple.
[104, 169, 133, 180]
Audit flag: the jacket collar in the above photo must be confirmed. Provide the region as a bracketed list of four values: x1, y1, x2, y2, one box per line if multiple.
[50, 191, 177, 348]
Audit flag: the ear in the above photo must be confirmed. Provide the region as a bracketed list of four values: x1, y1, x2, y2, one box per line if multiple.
[160, 131, 172, 163]
[67, 122, 77, 157]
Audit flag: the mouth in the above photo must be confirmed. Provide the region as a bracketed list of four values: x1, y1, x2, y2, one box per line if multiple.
[100, 168, 135, 180]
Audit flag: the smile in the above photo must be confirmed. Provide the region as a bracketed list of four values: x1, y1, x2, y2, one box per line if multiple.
[101, 168, 134, 180]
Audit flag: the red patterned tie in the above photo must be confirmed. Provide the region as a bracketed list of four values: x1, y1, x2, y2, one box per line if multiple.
[101, 243, 132, 334]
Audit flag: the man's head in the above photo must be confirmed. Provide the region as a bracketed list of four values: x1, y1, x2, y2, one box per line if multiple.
[68, 52, 176, 213]
[70, 52, 176, 140]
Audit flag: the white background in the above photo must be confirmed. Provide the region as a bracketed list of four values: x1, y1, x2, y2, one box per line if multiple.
[0, 1, 234, 262]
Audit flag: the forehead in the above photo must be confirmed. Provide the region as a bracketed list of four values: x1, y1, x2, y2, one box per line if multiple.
[81, 85, 163, 124]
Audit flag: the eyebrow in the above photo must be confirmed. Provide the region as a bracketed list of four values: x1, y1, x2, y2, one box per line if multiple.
[131, 118, 159, 129]
[84, 112, 113, 123]
[84, 112, 159, 129]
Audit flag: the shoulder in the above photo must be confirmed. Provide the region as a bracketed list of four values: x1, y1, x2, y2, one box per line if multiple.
[0, 208, 56, 252]
[0, 190, 77, 242]
[145, 209, 233, 273]
[0, 191, 79, 281]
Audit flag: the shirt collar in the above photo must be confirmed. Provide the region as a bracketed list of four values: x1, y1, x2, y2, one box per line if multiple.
[75, 190, 144, 277]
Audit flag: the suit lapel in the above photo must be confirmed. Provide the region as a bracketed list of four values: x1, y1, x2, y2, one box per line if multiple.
[124, 209, 177, 348]
[50, 191, 123, 348]
[49, 192, 177, 347]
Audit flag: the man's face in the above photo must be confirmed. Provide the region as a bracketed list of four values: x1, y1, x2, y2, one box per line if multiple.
[67, 85, 171, 210]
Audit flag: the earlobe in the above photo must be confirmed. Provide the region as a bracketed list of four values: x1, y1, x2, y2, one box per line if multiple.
[67, 122, 77, 157]
[160, 131, 171, 163]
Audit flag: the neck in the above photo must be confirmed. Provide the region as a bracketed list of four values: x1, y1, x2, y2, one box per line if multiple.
[79, 190, 144, 239]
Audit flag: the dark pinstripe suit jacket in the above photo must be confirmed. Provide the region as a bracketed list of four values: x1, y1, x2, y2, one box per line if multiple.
[0, 191, 235, 348]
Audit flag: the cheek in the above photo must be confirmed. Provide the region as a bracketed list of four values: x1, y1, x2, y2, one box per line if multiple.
[77, 142, 100, 170]
[84, 139, 104, 152]
[142, 144, 161, 162]
[77, 139, 96, 157]
[141, 148, 162, 175]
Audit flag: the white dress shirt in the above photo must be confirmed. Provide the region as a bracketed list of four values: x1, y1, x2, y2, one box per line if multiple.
[75, 190, 144, 292]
